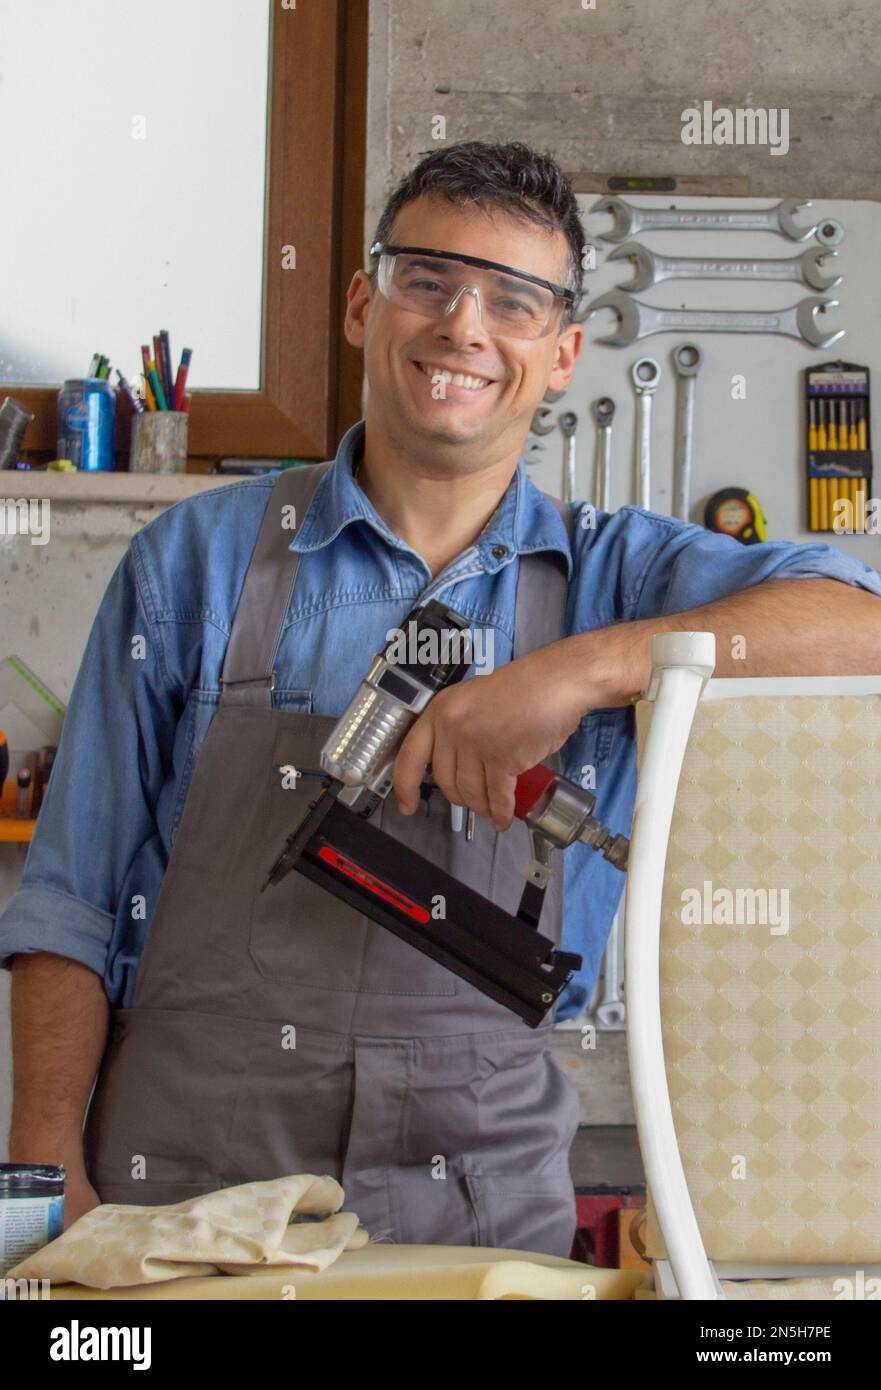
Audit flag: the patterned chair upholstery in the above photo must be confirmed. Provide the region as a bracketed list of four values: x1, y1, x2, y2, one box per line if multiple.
[626, 640, 881, 1299]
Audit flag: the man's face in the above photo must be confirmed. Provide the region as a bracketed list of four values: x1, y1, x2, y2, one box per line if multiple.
[345, 195, 583, 465]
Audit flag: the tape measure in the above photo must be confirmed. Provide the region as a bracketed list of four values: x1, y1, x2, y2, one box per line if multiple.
[704, 488, 767, 545]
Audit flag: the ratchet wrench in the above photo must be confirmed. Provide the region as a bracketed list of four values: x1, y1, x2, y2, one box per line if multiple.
[631, 359, 660, 511]
[672, 344, 702, 522]
[559, 411, 578, 503]
[592, 397, 615, 512]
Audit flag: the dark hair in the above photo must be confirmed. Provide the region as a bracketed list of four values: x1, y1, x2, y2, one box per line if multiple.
[369, 141, 586, 327]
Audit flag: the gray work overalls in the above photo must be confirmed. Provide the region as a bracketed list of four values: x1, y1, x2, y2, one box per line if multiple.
[83, 459, 581, 1257]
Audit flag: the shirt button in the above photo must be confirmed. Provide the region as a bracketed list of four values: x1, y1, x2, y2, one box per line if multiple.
[492, 545, 507, 559]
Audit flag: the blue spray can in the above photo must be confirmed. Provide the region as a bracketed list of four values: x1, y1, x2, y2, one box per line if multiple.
[57, 378, 116, 471]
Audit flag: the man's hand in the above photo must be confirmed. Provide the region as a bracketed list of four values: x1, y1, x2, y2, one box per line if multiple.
[392, 577, 881, 832]
[393, 640, 592, 831]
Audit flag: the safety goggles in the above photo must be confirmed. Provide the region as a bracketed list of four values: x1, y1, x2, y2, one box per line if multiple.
[369, 241, 577, 340]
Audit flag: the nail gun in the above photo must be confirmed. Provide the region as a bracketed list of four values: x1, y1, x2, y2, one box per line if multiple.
[263, 599, 628, 1027]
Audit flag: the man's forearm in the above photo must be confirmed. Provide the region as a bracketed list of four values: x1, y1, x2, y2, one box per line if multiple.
[10, 951, 109, 1173]
[566, 578, 881, 709]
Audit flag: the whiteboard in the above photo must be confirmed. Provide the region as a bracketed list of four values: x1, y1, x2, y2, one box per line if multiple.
[525, 195, 880, 569]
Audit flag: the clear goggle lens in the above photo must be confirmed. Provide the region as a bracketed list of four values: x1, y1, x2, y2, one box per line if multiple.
[376, 251, 565, 340]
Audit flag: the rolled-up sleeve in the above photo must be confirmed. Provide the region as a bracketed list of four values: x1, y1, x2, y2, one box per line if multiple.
[0, 543, 178, 977]
[623, 510, 881, 618]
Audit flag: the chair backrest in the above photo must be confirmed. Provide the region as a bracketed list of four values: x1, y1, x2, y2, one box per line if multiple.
[639, 674, 881, 1269]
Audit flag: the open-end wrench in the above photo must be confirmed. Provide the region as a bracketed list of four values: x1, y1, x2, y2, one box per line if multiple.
[592, 397, 615, 511]
[530, 404, 556, 435]
[587, 290, 844, 348]
[672, 344, 702, 522]
[559, 411, 578, 502]
[631, 359, 659, 510]
[607, 242, 841, 293]
[589, 195, 819, 242]
[596, 909, 625, 1030]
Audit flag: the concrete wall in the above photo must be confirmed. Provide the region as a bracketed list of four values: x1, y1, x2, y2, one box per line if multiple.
[365, 0, 881, 246]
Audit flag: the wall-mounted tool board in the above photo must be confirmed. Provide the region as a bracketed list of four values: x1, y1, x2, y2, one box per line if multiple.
[525, 195, 879, 567]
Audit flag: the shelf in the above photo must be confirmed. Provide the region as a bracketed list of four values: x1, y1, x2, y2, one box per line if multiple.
[0, 471, 253, 504]
[0, 817, 34, 843]
[1, 782, 34, 842]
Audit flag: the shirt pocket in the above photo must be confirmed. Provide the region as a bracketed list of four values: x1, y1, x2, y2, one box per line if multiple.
[577, 706, 631, 771]
[272, 688, 314, 713]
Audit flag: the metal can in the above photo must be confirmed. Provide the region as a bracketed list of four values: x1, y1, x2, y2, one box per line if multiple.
[57, 378, 116, 471]
[0, 1163, 65, 1275]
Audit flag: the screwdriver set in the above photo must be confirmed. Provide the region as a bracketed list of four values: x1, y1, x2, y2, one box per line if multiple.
[805, 362, 871, 532]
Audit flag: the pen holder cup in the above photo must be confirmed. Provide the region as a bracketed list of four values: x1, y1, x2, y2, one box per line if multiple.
[130, 412, 189, 473]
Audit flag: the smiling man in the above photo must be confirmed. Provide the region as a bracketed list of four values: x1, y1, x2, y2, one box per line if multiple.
[4, 142, 881, 1259]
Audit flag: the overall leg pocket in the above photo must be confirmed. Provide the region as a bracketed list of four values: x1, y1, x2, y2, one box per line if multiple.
[464, 1156, 577, 1258]
[388, 1030, 579, 1252]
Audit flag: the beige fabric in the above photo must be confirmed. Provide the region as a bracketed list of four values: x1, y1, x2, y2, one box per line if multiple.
[639, 694, 881, 1264]
[7, 1175, 368, 1290]
[41, 1246, 649, 1301]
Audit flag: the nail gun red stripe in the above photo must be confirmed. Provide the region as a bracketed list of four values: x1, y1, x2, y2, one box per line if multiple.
[317, 846, 431, 924]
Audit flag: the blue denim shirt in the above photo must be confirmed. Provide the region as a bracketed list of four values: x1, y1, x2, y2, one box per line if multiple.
[2, 419, 880, 1019]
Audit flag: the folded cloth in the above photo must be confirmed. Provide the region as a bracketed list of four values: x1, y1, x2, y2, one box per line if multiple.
[7, 1174, 369, 1290]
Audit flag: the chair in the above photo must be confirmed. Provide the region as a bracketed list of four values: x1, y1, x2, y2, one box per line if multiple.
[625, 632, 881, 1300]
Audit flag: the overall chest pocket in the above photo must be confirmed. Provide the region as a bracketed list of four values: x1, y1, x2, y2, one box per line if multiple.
[248, 714, 461, 995]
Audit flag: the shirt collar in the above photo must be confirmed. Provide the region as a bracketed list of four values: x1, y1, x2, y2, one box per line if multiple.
[289, 418, 572, 579]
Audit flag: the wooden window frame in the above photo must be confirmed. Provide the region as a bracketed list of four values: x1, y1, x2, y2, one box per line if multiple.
[12, 0, 368, 466]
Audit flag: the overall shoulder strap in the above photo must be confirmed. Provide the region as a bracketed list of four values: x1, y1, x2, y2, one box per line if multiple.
[512, 493, 575, 661]
[220, 462, 332, 708]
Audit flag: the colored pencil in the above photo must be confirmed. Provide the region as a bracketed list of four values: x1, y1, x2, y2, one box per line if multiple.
[160, 330, 175, 413]
[147, 359, 168, 411]
[173, 348, 192, 411]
